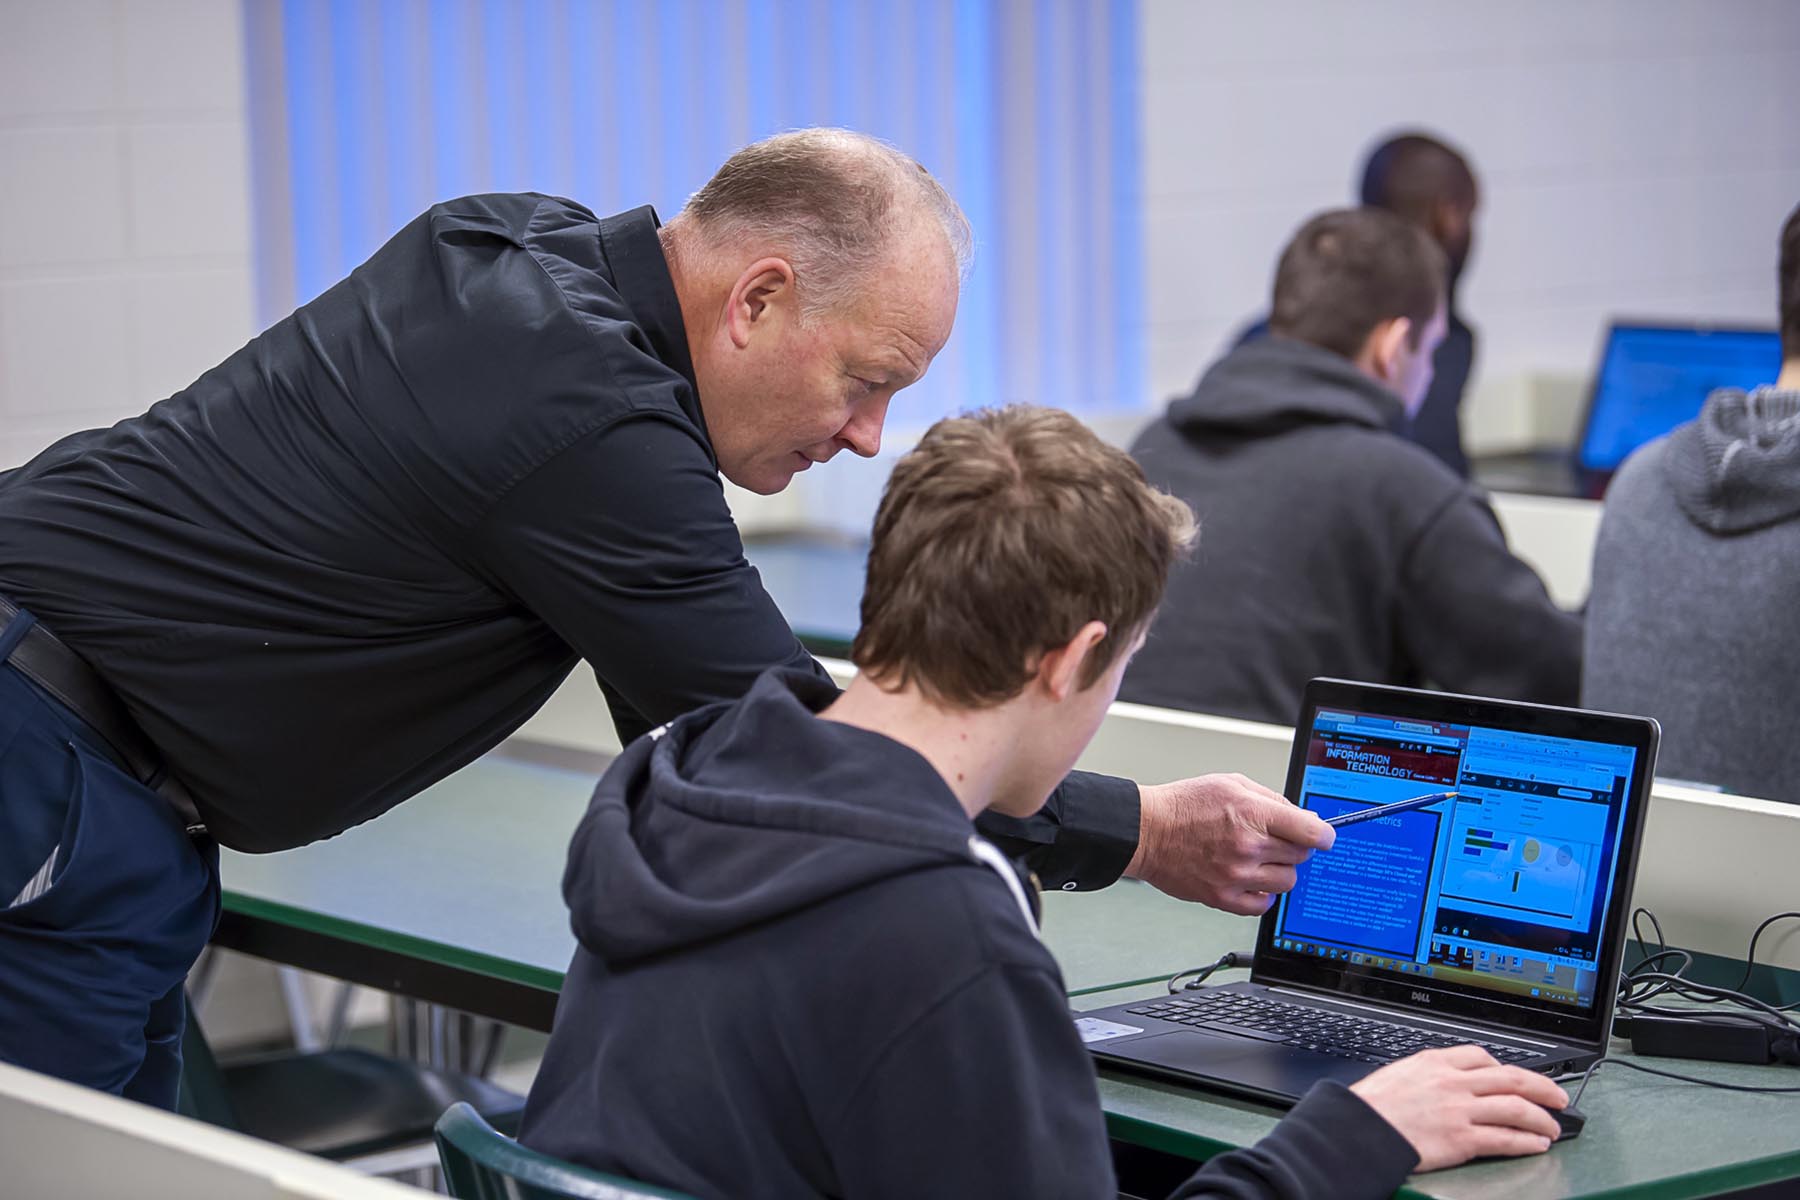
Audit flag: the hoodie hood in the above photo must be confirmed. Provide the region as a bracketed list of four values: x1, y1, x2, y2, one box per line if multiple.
[1168, 335, 1404, 436]
[562, 668, 984, 964]
[1664, 386, 1800, 533]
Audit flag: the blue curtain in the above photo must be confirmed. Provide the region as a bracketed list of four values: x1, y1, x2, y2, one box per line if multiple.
[246, 0, 1143, 419]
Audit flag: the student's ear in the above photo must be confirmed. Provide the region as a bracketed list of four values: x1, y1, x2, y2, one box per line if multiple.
[1036, 621, 1109, 702]
[1364, 316, 1412, 384]
[724, 257, 798, 349]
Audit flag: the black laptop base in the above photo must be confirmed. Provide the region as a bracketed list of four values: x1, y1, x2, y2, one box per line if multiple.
[1083, 981, 1594, 1110]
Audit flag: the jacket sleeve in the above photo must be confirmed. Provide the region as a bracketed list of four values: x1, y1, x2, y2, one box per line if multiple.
[977, 770, 1140, 891]
[469, 412, 827, 744]
[474, 410, 1144, 881]
[1167, 1081, 1419, 1200]
[1394, 488, 1583, 705]
[829, 963, 1119, 1200]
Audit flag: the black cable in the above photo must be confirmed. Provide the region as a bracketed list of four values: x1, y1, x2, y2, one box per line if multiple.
[1571, 1055, 1800, 1106]
[1733, 911, 1800, 1000]
[1618, 971, 1800, 1034]
[1619, 907, 1800, 1019]
[1619, 949, 1695, 1006]
[1622, 907, 1696, 1005]
[1167, 951, 1253, 995]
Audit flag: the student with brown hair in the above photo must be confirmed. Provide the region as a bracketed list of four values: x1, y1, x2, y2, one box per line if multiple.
[1123, 207, 1579, 727]
[519, 405, 1569, 1200]
[0, 129, 1321, 1104]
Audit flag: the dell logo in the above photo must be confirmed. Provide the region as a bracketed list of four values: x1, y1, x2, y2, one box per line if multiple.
[1410, 991, 1431, 1004]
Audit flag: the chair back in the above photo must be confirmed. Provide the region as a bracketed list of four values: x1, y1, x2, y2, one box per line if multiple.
[435, 1102, 695, 1200]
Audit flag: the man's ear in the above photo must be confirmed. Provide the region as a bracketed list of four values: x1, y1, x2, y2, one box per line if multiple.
[1363, 316, 1412, 383]
[1429, 198, 1459, 248]
[1036, 620, 1109, 702]
[724, 257, 798, 349]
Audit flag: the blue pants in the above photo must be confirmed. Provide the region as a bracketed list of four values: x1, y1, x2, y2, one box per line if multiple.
[0, 613, 219, 1110]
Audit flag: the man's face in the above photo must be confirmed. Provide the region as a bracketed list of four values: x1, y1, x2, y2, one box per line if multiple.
[1395, 303, 1449, 417]
[699, 226, 960, 495]
[1436, 193, 1478, 290]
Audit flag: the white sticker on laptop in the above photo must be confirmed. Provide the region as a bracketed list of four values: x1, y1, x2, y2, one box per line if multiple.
[1074, 1016, 1144, 1044]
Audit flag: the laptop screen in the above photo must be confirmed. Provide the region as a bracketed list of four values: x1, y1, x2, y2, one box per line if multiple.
[1577, 322, 1781, 473]
[1258, 682, 1658, 1043]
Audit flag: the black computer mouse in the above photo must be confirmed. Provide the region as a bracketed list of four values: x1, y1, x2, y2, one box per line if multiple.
[1548, 1103, 1587, 1141]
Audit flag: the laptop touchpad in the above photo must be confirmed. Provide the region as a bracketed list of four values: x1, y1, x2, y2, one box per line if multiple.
[1124, 1030, 1376, 1098]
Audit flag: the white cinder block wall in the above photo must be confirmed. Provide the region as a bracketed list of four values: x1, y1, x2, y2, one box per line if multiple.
[6, 2, 1797, 473]
[0, 0, 255, 470]
[0, 0, 273, 1047]
[1139, 0, 1800, 453]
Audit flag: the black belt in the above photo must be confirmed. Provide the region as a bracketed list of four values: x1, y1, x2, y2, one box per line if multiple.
[0, 597, 207, 835]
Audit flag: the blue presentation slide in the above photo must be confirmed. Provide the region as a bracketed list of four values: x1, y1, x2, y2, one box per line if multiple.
[1282, 794, 1441, 958]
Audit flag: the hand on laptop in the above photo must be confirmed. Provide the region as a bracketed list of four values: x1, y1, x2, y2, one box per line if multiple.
[1127, 774, 1335, 914]
[1349, 1045, 1568, 1170]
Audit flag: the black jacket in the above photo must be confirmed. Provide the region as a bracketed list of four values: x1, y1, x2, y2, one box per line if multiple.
[0, 193, 1135, 879]
[519, 669, 1419, 1200]
[1122, 336, 1579, 726]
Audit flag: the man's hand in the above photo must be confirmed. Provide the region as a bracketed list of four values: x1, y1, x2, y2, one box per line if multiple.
[1350, 1045, 1568, 1171]
[1125, 774, 1334, 914]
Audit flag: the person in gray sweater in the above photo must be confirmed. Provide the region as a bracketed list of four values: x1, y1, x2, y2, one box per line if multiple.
[1583, 203, 1800, 802]
[1123, 208, 1580, 726]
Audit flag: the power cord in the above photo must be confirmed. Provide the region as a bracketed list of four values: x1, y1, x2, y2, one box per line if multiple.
[1167, 950, 1254, 995]
[1570, 1055, 1800, 1104]
[1613, 906, 1800, 1066]
[1621, 907, 1800, 1009]
[1731, 912, 1800, 1010]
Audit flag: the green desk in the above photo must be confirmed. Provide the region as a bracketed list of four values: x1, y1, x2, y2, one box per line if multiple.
[217, 751, 1247, 1030]
[217, 752, 1800, 1200]
[742, 534, 865, 657]
[1079, 982, 1800, 1200]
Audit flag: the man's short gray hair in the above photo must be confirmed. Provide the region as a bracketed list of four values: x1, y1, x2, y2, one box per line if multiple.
[673, 128, 972, 320]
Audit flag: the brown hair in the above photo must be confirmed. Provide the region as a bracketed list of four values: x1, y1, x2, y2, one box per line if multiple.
[672, 128, 972, 319]
[852, 406, 1196, 708]
[1269, 207, 1446, 356]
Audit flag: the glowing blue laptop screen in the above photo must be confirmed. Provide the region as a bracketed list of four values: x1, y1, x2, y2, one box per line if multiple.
[1578, 324, 1781, 472]
[1271, 710, 1638, 1011]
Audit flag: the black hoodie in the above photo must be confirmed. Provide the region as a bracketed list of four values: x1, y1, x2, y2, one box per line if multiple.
[520, 668, 1419, 1199]
[1121, 336, 1580, 726]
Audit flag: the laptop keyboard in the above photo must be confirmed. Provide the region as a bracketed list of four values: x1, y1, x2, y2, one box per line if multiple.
[1123, 992, 1540, 1065]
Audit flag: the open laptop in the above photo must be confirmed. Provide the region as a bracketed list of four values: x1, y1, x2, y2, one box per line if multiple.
[1079, 678, 1659, 1106]
[1472, 319, 1781, 499]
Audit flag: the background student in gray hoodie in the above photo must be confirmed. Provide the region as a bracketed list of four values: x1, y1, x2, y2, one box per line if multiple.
[1122, 207, 1580, 727]
[1583, 201, 1800, 803]
[520, 405, 1571, 1200]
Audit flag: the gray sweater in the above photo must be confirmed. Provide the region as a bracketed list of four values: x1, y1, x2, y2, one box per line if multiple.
[1123, 336, 1581, 725]
[1583, 385, 1800, 802]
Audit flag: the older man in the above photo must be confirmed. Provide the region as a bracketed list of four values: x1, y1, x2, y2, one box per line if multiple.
[0, 129, 1327, 1107]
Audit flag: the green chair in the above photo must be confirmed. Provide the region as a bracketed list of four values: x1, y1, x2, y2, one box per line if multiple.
[435, 1102, 696, 1200]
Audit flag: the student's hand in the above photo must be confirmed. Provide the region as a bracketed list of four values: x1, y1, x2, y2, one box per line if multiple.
[1349, 1046, 1568, 1171]
[1125, 774, 1334, 914]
